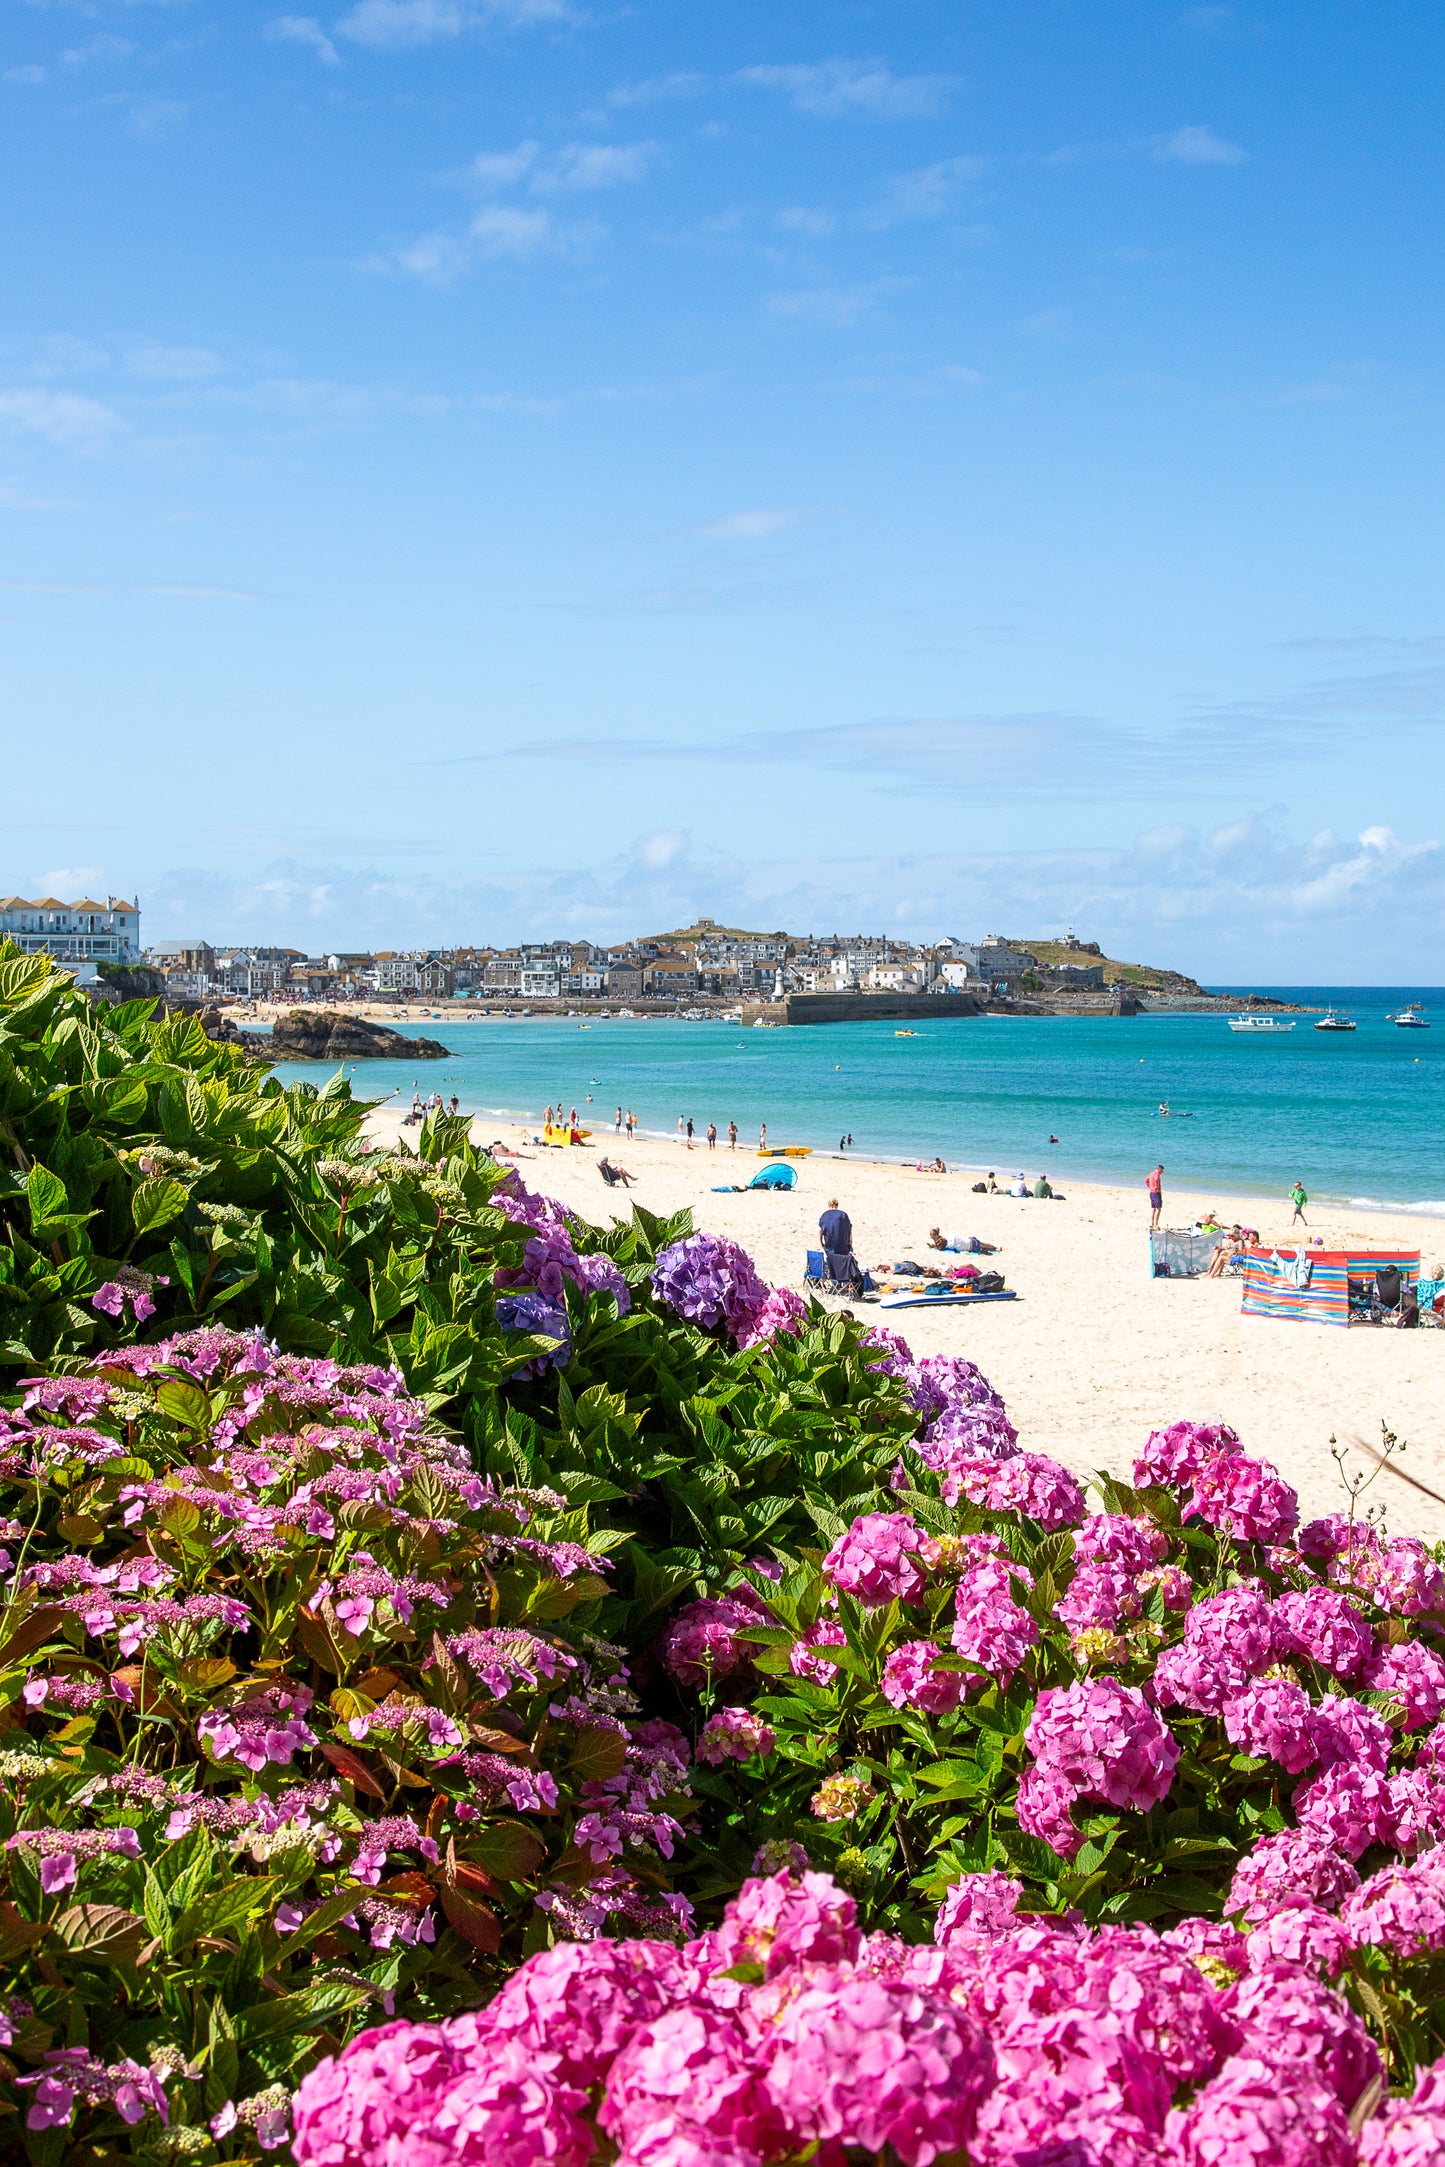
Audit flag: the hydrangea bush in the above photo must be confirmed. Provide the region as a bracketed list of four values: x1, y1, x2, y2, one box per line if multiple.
[0, 1335, 692, 2158]
[291, 1862, 1445, 2167]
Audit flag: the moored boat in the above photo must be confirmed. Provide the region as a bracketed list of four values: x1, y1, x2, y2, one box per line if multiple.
[1227, 1014, 1296, 1033]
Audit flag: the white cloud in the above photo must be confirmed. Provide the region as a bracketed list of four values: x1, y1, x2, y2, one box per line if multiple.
[470, 140, 539, 187]
[129, 98, 188, 138]
[605, 72, 706, 107]
[636, 827, 687, 869]
[125, 342, 222, 381]
[775, 205, 835, 237]
[5, 64, 47, 84]
[469, 205, 558, 257]
[767, 280, 903, 328]
[695, 508, 801, 541]
[736, 59, 958, 120]
[335, 0, 567, 49]
[0, 387, 125, 450]
[865, 154, 985, 225]
[1153, 124, 1246, 165]
[534, 141, 655, 192]
[60, 34, 134, 65]
[265, 15, 341, 64]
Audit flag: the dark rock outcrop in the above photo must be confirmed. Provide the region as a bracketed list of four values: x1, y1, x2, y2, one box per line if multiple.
[267, 1010, 451, 1060]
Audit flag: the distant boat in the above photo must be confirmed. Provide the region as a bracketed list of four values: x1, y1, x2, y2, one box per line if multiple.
[1228, 1014, 1296, 1033]
[1390, 1004, 1430, 1028]
[894, 1029, 921, 1038]
[1314, 1010, 1356, 1032]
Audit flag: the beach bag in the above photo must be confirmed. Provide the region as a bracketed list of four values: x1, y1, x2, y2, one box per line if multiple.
[971, 1182, 987, 1193]
[975, 1271, 1005, 1293]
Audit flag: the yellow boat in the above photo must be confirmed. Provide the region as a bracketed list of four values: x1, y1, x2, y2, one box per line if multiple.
[895, 1029, 920, 1037]
[758, 1146, 813, 1158]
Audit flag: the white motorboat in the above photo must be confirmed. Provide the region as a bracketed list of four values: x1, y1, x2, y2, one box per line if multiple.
[1314, 1010, 1356, 1032]
[1389, 1004, 1430, 1028]
[1228, 1014, 1296, 1032]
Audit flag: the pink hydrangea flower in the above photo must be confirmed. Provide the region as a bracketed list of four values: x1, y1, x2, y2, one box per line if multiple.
[1366, 1639, 1445, 1729]
[970, 2005, 1171, 2167]
[735, 1286, 809, 1350]
[760, 1972, 995, 2166]
[1310, 1692, 1394, 1772]
[1016, 1759, 1087, 1860]
[951, 1572, 1039, 1689]
[787, 1619, 847, 1683]
[1372, 1537, 1445, 1618]
[1162, 1915, 1249, 1979]
[1340, 1860, 1445, 1959]
[823, 1512, 928, 1606]
[710, 1868, 860, 1977]
[426, 2038, 594, 2166]
[1224, 1678, 1320, 1774]
[934, 1871, 1023, 1947]
[1025, 1678, 1180, 1815]
[291, 2020, 465, 2167]
[1227, 1827, 1360, 1922]
[1167, 2056, 1355, 2167]
[1223, 1965, 1382, 2108]
[695, 1708, 776, 1764]
[1151, 1587, 1277, 1716]
[1077, 1924, 1237, 2086]
[1274, 1588, 1375, 1681]
[600, 2003, 780, 2164]
[1386, 1769, 1445, 1857]
[949, 1451, 1087, 1531]
[1358, 2055, 1445, 2167]
[1245, 1904, 1352, 1977]
[467, 1939, 688, 2090]
[661, 1593, 769, 1689]
[1186, 1451, 1299, 1545]
[1293, 1760, 1394, 1860]
[1073, 1514, 1170, 1571]
[1134, 1418, 1242, 1488]
[881, 1638, 966, 1715]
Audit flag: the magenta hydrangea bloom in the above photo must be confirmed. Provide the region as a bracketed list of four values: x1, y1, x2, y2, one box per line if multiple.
[599, 2003, 780, 2164]
[1245, 1903, 1352, 1978]
[734, 1285, 809, 1350]
[881, 1638, 966, 1715]
[1016, 1759, 1086, 1860]
[710, 1867, 860, 1977]
[1224, 1965, 1381, 2108]
[1077, 1924, 1236, 2086]
[1373, 1537, 1445, 1618]
[951, 1573, 1040, 1689]
[949, 1451, 1087, 1532]
[1294, 1760, 1394, 1860]
[696, 1708, 776, 1764]
[906, 1354, 1002, 1421]
[1073, 1514, 1170, 1572]
[1340, 1861, 1445, 1959]
[1386, 1769, 1445, 1857]
[934, 1870, 1024, 1947]
[1224, 1678, 1320, 1774]
[291, 2020, 464, 2167]
[787, 1618, 848, 1683]
[1274, 1588, 1376, 1682]
[761, 1972, 995, 2166]
[661, 1593, 769, 1689]
[1162, 1915, 1249, 1979]
[650, 1234, 768, 1338]
[1366, 1640, 1445, 1729]
[1358, 2055, 1445, 2167]
[823, 1511, 928, 1606]
[860, 1324, 915, 1377]
[1227, 1828, 1360, 1922]
[1186, 1451, 1299, 1545]
[1167, 2056, 1355, 2167]
[1134, 1419, 1242, 1489]
[470, 1938, 688, 2090]
[1152, 1587, 1278, 1715]
[970, 2004, 1172, 2167]
[425, 2038, 594, 2166]
[1027, 1678, 1180, 1815]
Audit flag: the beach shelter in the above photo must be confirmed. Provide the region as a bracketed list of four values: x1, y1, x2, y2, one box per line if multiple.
[1239, 1247, 1419, 1327]
[748, 1162, 797, 1190]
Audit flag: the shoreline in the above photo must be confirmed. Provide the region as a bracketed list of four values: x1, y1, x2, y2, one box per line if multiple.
[363, 1104, 1445, 1543]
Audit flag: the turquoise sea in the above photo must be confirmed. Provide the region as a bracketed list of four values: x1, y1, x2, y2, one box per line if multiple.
[261, 987, 1445, 1217]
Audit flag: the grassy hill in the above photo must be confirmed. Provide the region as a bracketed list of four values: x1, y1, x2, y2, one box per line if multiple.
[1011, 939, 1206, 994]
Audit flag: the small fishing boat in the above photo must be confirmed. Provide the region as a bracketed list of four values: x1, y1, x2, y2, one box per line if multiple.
[1227, 1015, 1295, 1033]
[1314, 1010, 1356, 1032]
[894, 1029, 921, 1038]
[1389, 1004, 1430, 1028]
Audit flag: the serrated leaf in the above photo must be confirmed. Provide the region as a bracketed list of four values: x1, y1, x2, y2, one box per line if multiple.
[466, 1820, 546, 1880]
[131, 1176, 189, 1233]
[439, 1884, 502, 1953]
[52, 1903, 147, 1966]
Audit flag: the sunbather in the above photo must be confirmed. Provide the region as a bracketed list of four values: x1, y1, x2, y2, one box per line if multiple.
[597, 1157, 637, 1187]
[927, 1228, 998, 1254]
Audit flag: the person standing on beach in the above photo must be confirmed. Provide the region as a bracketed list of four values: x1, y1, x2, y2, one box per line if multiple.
[759, 1121, 768, 1152]
[685, 1118, 695, 1150]
[727, 1120, 738, 1151]
[706, 1122, 717, 1150]
[1147, 1164, 1164, 1230]
[1290, 1180, 1309, 1226]
[615, 1107, 623, 1133]
[626, 1110, 636, 1139]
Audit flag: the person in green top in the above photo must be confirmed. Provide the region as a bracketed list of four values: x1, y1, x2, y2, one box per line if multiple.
[1290, 1181, 1309, 1226]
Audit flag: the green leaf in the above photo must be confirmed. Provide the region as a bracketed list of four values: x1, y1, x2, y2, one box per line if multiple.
[131, 1176, 189, 1233]
[233, 1978, 372, 2045]
[24, 1164, 67, 1229]
[171, 1875, 277, 1951]
[52, 1903, 147, 1966]
[465, 1820, 546, 1880]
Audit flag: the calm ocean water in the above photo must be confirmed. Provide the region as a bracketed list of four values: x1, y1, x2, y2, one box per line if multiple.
[260, 987, 1445, 1216]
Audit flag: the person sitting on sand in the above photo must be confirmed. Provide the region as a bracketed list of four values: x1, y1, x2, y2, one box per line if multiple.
[597, 1157, 637, 1187]
[986, 1171, 999, 1193]
[928, 1229, 998, 1254]
[1033, 1176, 1053, 1199]
[1008, 1173, 1029, 1198]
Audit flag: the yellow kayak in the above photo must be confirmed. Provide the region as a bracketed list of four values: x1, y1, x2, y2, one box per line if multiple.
[758, 1146, 812, 1158]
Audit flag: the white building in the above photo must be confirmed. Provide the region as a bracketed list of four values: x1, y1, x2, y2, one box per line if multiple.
[0, 893, 141, 981]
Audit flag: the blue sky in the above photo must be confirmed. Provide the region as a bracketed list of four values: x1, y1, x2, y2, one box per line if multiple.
[2, 0, 1442, 976]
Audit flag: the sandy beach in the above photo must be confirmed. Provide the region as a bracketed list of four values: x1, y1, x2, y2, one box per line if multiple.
[362, 1105, 1445, 1544]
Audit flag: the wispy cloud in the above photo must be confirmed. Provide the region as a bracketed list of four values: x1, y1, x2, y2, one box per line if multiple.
[4, 65, 47, 86]
[605, 72, 706, 108]
[694, 507, 802, 540]
[1153, 123, 1246, 164]
[334, 0, 569, 50]
[736, 59, 958, 121]
[125, 342, 223, 381]
[774, 205, 835, 238]
[0, 387, 126, 451]
[60, 34, 134, 66]
[864, 155, 985, 226]
[767, 279, 905, 328]
[533, 141, 656, 192]
[265, 14, 341, 64]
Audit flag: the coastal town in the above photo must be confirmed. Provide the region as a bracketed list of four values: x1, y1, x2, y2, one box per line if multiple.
[0, 894, 1261, 1018]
